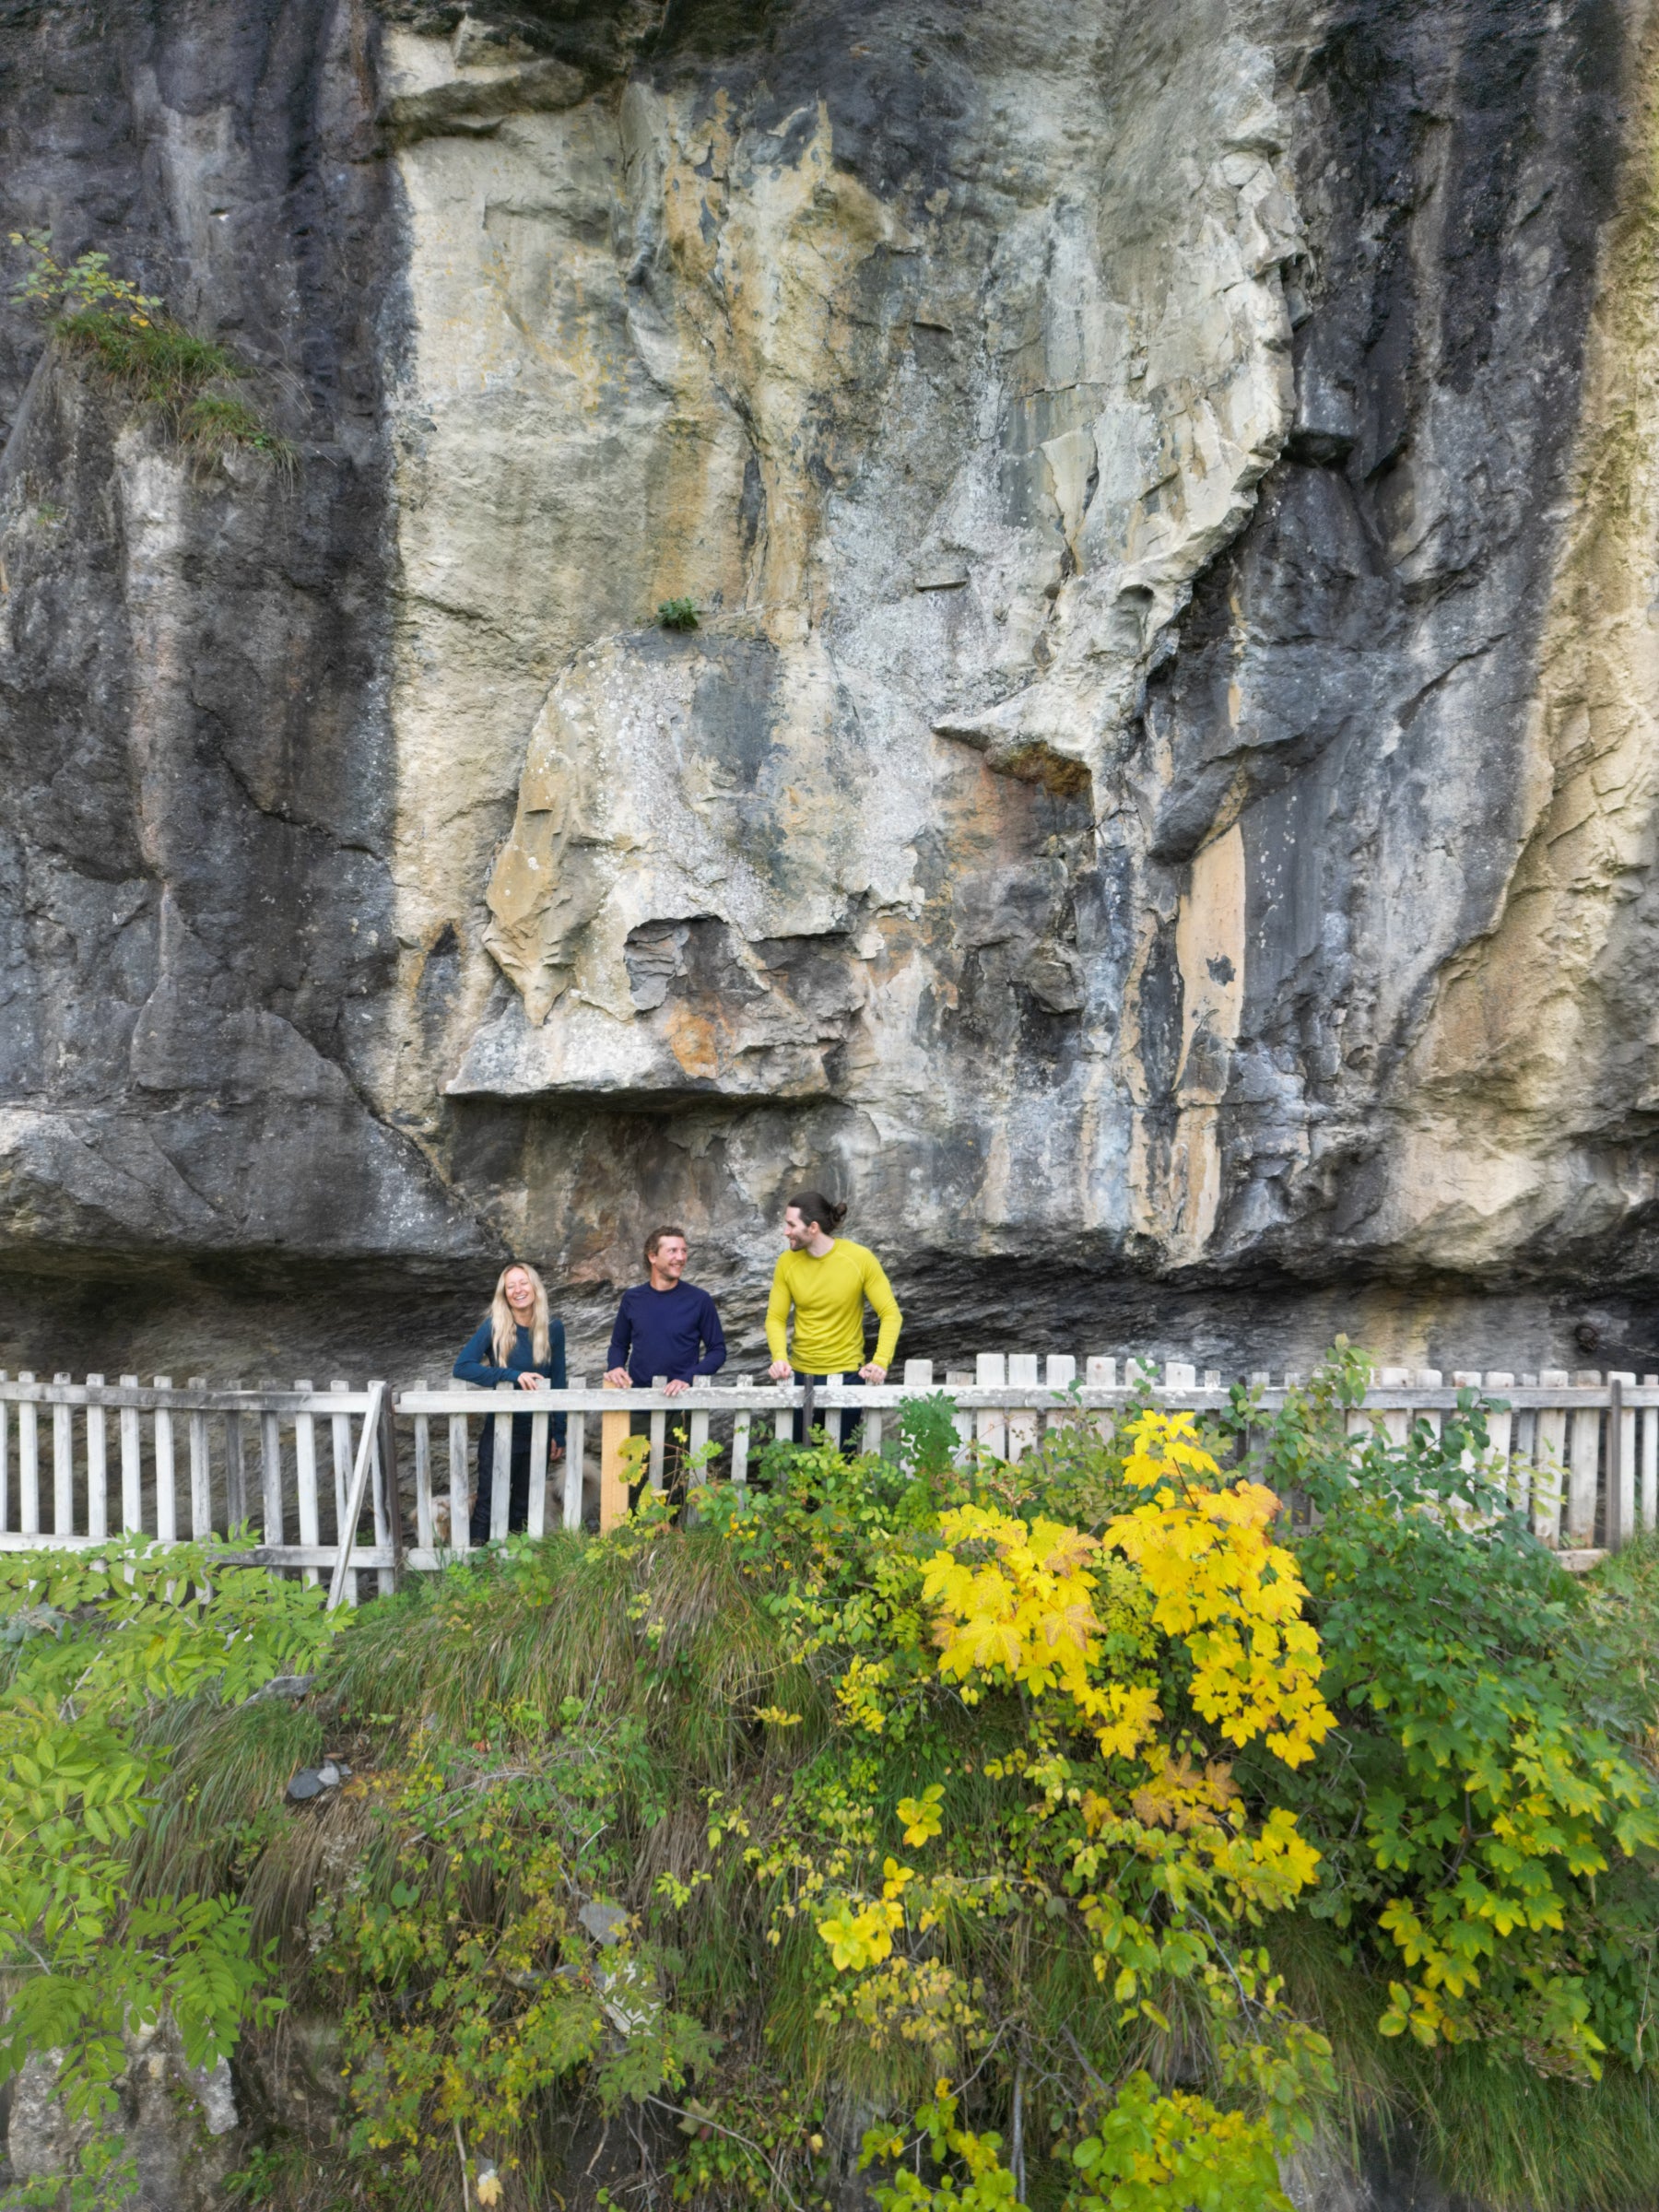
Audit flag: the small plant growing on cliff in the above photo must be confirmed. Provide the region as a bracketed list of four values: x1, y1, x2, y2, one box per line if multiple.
[8, 229, 160, 324]
[658, 596, 700, 630]
[8, 229, 293, 465]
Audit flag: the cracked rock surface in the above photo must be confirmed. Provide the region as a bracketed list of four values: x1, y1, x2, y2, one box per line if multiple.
[2, 0, 1658, 1382]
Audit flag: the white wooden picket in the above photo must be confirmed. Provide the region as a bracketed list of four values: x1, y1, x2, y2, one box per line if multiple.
[0, 1358, 1652, 1594]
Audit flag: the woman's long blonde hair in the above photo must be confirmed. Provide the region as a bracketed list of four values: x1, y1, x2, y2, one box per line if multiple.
[490, 1262, 551, 1368]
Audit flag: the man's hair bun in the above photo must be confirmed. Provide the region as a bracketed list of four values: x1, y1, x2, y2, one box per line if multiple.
[787, 1189, 847, 1232]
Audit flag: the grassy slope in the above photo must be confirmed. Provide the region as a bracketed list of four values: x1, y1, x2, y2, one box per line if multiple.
[114, 1522, 1659, 2211]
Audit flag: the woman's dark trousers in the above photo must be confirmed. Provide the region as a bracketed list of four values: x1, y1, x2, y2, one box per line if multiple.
[470, 1416, 535, 1544]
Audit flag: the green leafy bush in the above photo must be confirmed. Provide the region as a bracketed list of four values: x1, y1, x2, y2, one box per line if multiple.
[658, 596, 700, 630]
[1255, 1357, 1659, 2079]
[0, 1540, 340, 2134]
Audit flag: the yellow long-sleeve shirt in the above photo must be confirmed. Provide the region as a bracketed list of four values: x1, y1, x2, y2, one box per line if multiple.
[764, 1240, 902, 1374]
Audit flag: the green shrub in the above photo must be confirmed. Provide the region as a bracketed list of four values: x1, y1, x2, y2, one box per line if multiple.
[1254, 1357, 1659, 2080]
[0, 1540, 342, 2144]
[658, 596, 700, 630]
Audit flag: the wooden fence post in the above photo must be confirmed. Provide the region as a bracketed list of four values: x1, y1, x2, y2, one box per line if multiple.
[379, 1385, 403, 1591]
[600, 1378, 629, 1533]
[327, 1382, 385, 1613]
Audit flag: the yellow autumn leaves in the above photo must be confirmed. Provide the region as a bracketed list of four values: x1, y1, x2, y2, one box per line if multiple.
[1113, 1416, 1334, 1768]
[817, 1411, 1335, 1977]
[921, 1411, 1333, 1771]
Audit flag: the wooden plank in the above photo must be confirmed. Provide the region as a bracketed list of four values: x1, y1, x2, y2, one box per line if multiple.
[0, 1375, 7, 1535]
[0, 1380, 369, 1415]
[410, 1384, 432, 1552]
[1567, 1371, 1602, 1546]
[649, 1377, 668, 1492]
[947, 1371, 975, 1459]
[564, 1378, 586, 1530]
[1482, 1372, 1514, 1499]
[730, 1380, 753, 1488]
[1644, 1377, 1659, 1532]
[153, 1377, 176, 1545]
[327, 1382, 386, 1611]
[52, 1374, 73, 1537]
[1163, 1359, 1196, 1392]
[1535, 1371, 1569, 1546]
[1449, 1371, 1482, 1490]
[1512, 1380, 1537, 1519]
[600, 1379, 630, 1532]
[330, 1382, 357, 1604]
[527, 1408, 549, 1537]
[688, 1376, 712, 1473]
[1608, 1373, 1636, 1551]
[120, 1373, 142, 1534]
[294, 1382, 321, 1586]
[85, 1374, 107, 1542]
[1045, 1354, 1077, 1440]
[1413, 1369, 1443, 1441]
[490, 1391, 513, 1544]
[1084, 1357, 1115, 1446]
[1007, 1353, 1040, 1462]
[976, 1352, 1007, 1460]
[376, 1387, 401, 1594]
[903, 1359, 935, 1389]
[225, 1385, 247, 1533]
[1374, 1367, 1410, 1446]
[448, 1412, 471, 1556]
[218, 1542, 395, 1571]
[260, 1382, 284, 1547]
[188, 1379, 211, 1538]
[822, 1375, 842, 1453]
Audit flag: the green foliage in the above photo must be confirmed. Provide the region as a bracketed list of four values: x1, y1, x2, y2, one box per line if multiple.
[328, 1703, 719, 2179]
[863, 2080, 1020, 2208]
[11, 1354, 1659, 2211]
[0, 1540, 341, 2138]
[658, 596, 700, 629]
[1251, 1358, 1659, 2078]
[1067, 2071, 1288, 2212]
[8, 229, 289, 462]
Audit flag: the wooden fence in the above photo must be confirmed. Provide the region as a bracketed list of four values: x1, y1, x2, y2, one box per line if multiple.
[0, 1358, 1652, 1604]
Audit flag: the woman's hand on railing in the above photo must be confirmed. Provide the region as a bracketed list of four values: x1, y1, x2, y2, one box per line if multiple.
[515, 1372, 547, 1391]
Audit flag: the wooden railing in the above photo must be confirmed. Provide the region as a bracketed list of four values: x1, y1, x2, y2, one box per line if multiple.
[0, 1358, 1652, 1603]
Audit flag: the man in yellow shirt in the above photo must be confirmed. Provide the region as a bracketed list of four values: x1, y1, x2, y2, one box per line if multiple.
[766, 1189, 901, 1447]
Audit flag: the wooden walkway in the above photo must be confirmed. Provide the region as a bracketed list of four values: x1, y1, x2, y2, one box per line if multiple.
[0, 1358, 1648, 1606]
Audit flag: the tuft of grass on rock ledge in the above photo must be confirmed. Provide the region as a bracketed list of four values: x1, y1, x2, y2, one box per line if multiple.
[57, 308, 295, 466]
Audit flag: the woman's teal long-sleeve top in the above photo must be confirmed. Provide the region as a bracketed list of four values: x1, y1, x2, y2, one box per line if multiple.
[453, 1319, 567, 1446]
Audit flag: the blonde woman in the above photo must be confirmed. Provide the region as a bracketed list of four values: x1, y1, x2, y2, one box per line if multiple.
[453, 1262, 566, 1542]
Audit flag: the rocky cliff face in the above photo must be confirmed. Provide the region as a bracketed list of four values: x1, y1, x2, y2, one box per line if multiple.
[2, 0, 1657, 1381]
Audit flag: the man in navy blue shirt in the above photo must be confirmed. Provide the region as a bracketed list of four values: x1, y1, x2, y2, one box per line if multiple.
[605, 1226, 725, 1509]
[605, 1226, 726, 1390]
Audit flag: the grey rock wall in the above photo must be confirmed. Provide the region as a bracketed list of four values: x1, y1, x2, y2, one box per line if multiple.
[2, 0, 1658, 1385]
